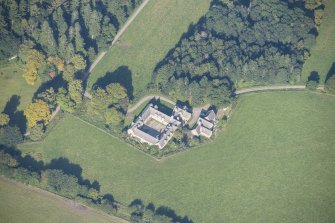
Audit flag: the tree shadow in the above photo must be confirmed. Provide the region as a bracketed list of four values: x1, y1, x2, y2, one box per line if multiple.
[1, 145, 194, 222]
[155, 206, 193, 223]
[308, 71, 320, 83]
[11, 111, 27, 134]
[325, 62, 335, 83]
[3, 95, 20, 115]
[93, 66, 134, 100]
[33, 75, 66, 98]
[46, 157, 99, 190]
[129, 198, 144, 207]
[3, 95, 27, 133]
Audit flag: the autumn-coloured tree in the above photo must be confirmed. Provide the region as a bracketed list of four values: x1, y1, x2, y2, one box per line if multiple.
[23, 49, 45, 85]
[305, 0, 324, 10]
[24, 100, 51, 128]
[48, 56, 64, 71]
[0, 113, 10, 126]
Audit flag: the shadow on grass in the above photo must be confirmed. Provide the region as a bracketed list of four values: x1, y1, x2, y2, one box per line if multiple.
[33, 75, 66, 98]
[93, 66, 134, 100]
[3, 95, 27, 134]
[0, 145, 193, 222]
[325, 62, 335, 83]
[308, 71, 320, 83]
[129, 198, 193, 223]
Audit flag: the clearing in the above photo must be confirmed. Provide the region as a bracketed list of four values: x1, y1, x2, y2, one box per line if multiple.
[301, 0, 335, 82]
[0, 176, 127, 223]
[19, 92, 335, 222]
[0, 64, 39, 111]
[88, 0, 211, 96]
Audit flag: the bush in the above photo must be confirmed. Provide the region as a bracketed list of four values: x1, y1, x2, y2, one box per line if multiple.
[306, 80, 318, 90]
[29, 124, 45, 141]
[0, 126, 23, 147]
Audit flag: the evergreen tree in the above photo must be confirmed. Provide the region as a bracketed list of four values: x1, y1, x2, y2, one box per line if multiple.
[39, 21, 58, 55]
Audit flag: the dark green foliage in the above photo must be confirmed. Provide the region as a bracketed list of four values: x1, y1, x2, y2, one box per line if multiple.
[0, 126, 23, 147]
[28, 124, 45, 141]
[0, 0, 143, 62]
[88, 83, 128, 125]
[153, 0, 318, 103]
[306, 71, 320, 90]
[42, 169, 80, 198]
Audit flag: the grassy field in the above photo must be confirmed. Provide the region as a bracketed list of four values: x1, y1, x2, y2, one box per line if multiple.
[0, 64, 40, 111]
[19, 92, 335, 222]
[0, 177, 124, 223]
[301, 0, 335, 83]
[88, 0, 211, 96]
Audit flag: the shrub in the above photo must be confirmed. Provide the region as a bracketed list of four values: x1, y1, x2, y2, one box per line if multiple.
[29, 124, 45, 141]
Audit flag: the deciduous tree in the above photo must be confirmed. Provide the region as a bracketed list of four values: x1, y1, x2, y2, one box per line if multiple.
[24, 100, 51, 128]
[0, 113, 10, 126]
[68, 79, 83, 104]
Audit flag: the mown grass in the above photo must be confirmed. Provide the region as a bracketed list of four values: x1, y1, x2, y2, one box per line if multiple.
[0, 178, 121, 223]
[19, 92, 335, 222]
[88, 0, 211, 96]
[301, 0, 335, 83]
[0, 64, 40, 111]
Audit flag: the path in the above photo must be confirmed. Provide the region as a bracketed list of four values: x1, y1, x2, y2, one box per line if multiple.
[235, 85, 306, 94]
[126, 95, 176, 116]
[50, 105, 61, 121]
[83, 0, 150, 81]
[126, 85, 325, 116]
[0, 176, 129, 223]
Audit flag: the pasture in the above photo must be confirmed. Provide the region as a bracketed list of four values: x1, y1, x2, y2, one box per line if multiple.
[0, 177, 124, 223]
[301, 0, 335, 83]
[88, 0, 211, 96]
[0, 64, 39, 112]
[19, 92, 335, 222]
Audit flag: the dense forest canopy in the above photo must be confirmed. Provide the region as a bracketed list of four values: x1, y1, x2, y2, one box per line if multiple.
[0, 0, 142, 62]
[152, 0, 322, 106]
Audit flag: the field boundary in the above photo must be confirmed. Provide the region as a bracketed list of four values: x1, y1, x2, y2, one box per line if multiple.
[0, 176, 129, 223]
[68, 114, 161, 162]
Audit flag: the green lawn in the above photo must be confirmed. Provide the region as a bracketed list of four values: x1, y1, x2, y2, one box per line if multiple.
[88, 0, 211, 96]
[0, 64, 40, 112]
[19, 92, 335, 222]
[0, 178, 122, 223]
[301, 0, 335, 83]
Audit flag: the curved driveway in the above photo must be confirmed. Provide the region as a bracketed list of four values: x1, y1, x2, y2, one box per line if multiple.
[126, 95, 175, 115]
[127, 85, 325, 115]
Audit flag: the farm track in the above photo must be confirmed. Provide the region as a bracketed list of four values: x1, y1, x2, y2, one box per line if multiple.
[126, 85, 324, 115]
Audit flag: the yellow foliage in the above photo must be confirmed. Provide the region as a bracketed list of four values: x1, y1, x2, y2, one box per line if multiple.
[48, 56, 65, 71]
[23, 62, 38, 85]
[0, 113, 10, 126]
[24, 100, 51, 128]
[23, 49, 45, 85]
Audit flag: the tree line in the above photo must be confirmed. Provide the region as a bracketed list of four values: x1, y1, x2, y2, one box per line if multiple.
[0, 144, 192, 223]
[151, 0, 325, 106]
